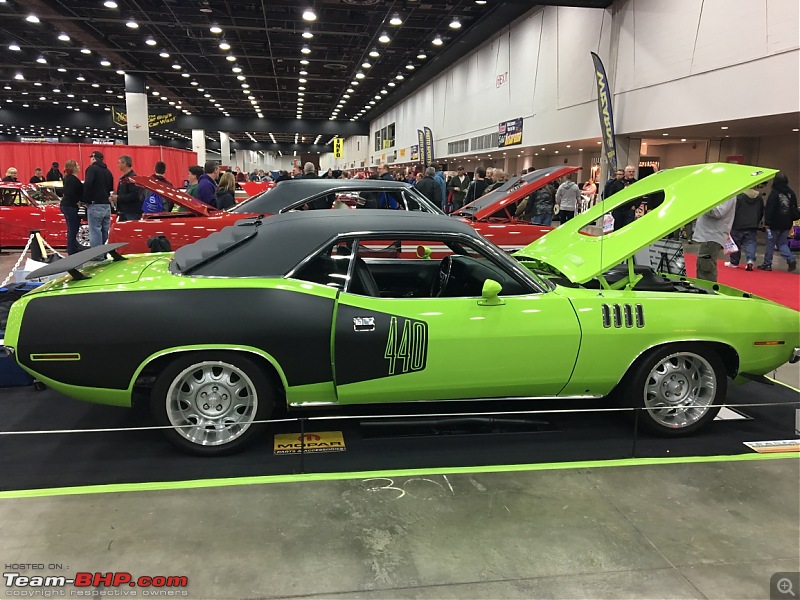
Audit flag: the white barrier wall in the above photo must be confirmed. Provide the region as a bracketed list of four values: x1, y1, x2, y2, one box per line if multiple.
[363, 0, 798, 176]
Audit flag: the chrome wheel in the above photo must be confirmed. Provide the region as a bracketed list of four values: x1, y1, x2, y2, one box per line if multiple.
[642, 351, 717, 429]
[165, 360, 258, 447]
[76, 224, 90, 248]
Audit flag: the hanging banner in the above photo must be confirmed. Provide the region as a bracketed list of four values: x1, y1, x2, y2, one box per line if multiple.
[410, 145, 419, 161]
[498, 118, 523, 147]
[333, 137, 344, 158]
[20, 136, 59, 143]
[590, 52, 618, 172]
[423, 127, 434, 166]
[112, 106, 177, 129]
[417, 129, 425, 164]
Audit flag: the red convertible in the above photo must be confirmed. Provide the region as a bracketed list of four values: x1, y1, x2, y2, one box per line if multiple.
[108, 167, 579, 253]
[0, 182, 89, 249]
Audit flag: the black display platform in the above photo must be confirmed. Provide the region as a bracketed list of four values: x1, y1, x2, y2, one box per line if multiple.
[0, 382, 797, 492]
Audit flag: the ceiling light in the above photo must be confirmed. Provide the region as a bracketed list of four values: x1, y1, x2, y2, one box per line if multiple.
[126, 19, 138, 29]
[100, 59, 111, 67]
[116, 70, 125, 75]
[300, 59, 309, 65]
[81, 48, 92, 54]
[380, 89, 388, 94]
[417, 53, 427, 60]
[232, 66, 242, 73]
[26, 15, 40, 23]
[449, 18, 462, 29]
[355, 72, 365, 79]
[209, 24, 222, 34]
[395, 74, 404, 80]
[219, 40, 230, 50]
[475, 0, 486, 4]
[14, 73, 24, 80]
[303, 9, 317, 21]
[379, 32, 390, 43]
[388, 82, 396, 87]
[76, 75, 85, 81]
[236, 75, 245, 81]
[432, 35, 443, 46]
[369, 48, 380, 58]
[145, 37, 157, 46]
[681, 138, 687, 142]
[241, 83, 250, 88]
[298, 78, 306, 84]
[8, 43, 20, 51]
[58, 33, 70, 42]
[369, 100, 375, 105]
[720, 126, 729, 130]
[159, 51, 170, 58]
[104, 0, 118, 7]
[298, 86, 306, 91]
[36, 56, 47, 64]
[172, 63, 181, 69]
[181, 72, 190, 78]
[405, 64, 415, 70]
[301, 46, 311, 54]
[226, 55, 236, 61]
[302, 30, 313, 39]
[390, 13, 403, 26]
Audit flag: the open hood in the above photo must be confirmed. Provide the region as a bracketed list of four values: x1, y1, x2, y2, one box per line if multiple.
[455, 166, 581, 221]
[514, 163, 777, 284]
[128, 175, 216, 216]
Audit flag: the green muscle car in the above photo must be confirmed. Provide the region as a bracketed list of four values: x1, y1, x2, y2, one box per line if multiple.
[3, 163, 798, 455]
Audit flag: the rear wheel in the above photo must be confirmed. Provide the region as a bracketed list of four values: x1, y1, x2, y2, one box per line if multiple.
[151, 353, 273, 455]
[623, 346, 726, 436]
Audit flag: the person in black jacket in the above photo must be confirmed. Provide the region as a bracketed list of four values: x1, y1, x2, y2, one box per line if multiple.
[82, 150, 114, 247]
[110, 155, 141, 221]
[759, 173, 798, 272]
[415, 167, 443, 207]
[60, 159, 84, 255]
[29, 168, 45, 184]
[46, 162, 63, 182]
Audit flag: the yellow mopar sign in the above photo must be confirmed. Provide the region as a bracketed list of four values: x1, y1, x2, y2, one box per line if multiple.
[333, 138, 344, 158]
[274, 431, 346, 454]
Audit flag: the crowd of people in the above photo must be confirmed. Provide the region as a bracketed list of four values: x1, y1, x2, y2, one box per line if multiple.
[4, 157, 797, 278]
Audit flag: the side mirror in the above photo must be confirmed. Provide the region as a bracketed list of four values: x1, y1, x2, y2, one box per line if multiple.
[478, 279, 505, 306]
[416, 245, 432, 259]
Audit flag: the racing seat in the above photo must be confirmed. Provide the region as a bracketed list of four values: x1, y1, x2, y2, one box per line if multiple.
[350, 257, 380, 297]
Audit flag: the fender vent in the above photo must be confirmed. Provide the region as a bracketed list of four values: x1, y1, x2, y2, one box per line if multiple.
[602, 303, 644, 328]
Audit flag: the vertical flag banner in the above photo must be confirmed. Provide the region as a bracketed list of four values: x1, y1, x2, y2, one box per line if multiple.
[333, 138, 344, 158]
[417, 129, 426, 164]
[590, 52, 618, 173]
[423, 127, 434, 166]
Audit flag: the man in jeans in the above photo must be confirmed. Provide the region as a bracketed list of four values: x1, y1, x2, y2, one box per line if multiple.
[82, 151, 114, 248]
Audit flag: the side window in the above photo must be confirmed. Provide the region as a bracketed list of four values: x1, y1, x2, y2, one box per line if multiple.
[402, 190, 427, 212]
[1, 190, 21, 207]
[292, 240, 353, 290]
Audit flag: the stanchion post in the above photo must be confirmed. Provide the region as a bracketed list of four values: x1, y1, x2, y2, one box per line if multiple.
[631, 406, 640, 458]
[29, 230, 47, 262]
[300, 417, 306, 474]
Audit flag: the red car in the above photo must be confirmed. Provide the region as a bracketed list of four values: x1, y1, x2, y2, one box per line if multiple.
[0, 182, 90, 249]
[108, 167, 578, 254]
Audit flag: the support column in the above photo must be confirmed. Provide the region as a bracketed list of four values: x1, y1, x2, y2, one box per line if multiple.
[192, 129, 206, 164]
[616, 136, 642, 176]
[124, 74, 149, 146]
[220, 132, 231, 166]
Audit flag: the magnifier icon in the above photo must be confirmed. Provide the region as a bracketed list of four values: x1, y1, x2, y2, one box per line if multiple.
[777, 578, 796, 597]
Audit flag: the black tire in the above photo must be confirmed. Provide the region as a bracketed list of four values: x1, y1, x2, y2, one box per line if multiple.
[151, 352, 273, 456]
[621, 345, 726, 436]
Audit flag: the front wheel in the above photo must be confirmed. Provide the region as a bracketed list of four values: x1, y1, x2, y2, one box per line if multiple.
[623, 346, 726, 436]
[151, 353, 273, 455]
[76, 224, 90, 248]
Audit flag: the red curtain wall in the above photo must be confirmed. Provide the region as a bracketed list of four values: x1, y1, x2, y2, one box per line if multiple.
[0, 143, 197, 186]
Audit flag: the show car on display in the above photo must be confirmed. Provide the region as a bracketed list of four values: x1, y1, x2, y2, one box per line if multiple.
[106, 169, 569, 253]
[3, 163, 798, 456]
[0, 181, 89, 249]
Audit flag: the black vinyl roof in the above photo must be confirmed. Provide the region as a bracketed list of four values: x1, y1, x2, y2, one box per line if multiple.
[173, 210, 476, 277]
[231, 178, 439, 215]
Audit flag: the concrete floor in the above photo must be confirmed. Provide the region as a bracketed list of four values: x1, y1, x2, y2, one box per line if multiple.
[1, 241, 799, 599]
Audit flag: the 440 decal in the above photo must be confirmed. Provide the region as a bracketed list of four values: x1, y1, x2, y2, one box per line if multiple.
[384, 316, 428, 375]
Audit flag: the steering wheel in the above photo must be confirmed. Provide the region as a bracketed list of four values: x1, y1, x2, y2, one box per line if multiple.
[431, 255, 453, 297]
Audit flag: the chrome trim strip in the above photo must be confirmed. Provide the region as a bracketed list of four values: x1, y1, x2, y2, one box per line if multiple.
[289, 393, 604, 408]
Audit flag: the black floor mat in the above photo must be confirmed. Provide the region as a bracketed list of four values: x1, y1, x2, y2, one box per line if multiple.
[0, 382, 797, 492]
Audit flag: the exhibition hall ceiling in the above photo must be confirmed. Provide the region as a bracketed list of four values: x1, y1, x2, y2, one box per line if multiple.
[0, 0, 612, 145]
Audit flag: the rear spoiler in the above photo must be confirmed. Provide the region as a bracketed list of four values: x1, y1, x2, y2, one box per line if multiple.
[27, 243, 128, 281]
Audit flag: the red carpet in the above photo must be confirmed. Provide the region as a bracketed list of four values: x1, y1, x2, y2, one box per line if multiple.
[684, 253, 799, 311]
